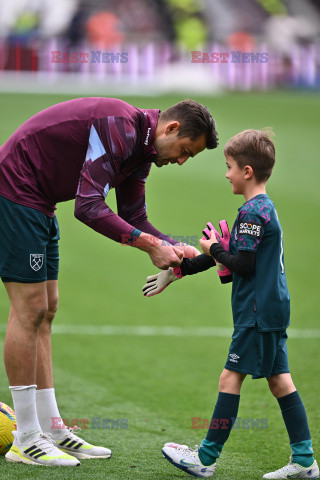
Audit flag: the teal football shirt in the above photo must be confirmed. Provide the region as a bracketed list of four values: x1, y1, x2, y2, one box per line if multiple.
[229, 194, 290, 331]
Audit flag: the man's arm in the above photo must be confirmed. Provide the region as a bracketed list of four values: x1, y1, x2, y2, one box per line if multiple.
[116, 165, 200, 260]
[74, 118, 183, 268]
[116, 165, 179, 246]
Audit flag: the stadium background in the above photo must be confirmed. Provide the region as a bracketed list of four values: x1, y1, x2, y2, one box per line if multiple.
[0, 1, 319, 479]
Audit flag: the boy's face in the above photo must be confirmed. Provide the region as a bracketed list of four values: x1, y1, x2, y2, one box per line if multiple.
[225, 155, 246, 195]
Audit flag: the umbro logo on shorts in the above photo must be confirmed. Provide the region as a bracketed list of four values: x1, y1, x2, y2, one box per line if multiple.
[229, 353, 240, 363]
[30, 254, 44, 271]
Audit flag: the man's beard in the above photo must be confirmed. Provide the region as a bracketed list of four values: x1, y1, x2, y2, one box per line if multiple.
[154, 157, 166, 167]
[153, 137, 175, 167]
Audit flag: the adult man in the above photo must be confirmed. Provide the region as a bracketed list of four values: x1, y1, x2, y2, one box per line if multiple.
[0, 97, 218, 467]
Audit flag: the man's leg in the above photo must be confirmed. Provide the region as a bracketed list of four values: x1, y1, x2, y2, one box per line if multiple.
[33, 280, 112, 459]
[4, 281, 47, 437]
[4, 280, 79, 466]
[35, 280, 65, 436]
[36, 280, 58, 389]
[4, 281, 48, 386]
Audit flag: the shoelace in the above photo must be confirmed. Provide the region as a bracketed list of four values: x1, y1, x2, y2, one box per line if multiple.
[33, 433, 62, 456]
[68, 425, 82, 434]
[59, 425, 85, 444]
[177, 444, 199, 455]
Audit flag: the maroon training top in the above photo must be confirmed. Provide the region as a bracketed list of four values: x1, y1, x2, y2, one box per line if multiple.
[0, 97, 175, 244]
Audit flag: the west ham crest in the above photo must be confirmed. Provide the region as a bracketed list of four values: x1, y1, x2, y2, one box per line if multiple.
[30, 254, 44, 271]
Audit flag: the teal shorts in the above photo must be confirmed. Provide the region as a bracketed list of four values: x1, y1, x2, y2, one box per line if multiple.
[0, 195, 60, 283]
[225, 324, 289, 379]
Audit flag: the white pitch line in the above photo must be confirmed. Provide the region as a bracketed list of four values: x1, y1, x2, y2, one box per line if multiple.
[0, 324, 319, 338]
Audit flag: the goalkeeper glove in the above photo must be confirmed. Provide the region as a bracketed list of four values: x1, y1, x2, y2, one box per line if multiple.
[142, 267, 183, 297]
[203, 220, 230, 251]
[202, 220, 232, 281]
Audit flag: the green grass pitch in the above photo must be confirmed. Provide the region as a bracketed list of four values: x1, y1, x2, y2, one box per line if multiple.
[0, 90, 319, 479]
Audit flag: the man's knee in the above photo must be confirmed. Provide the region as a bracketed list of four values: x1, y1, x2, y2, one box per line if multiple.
[45, 293, 59, 326]
[6, 282, 48, 329]
[17, 297, 48, 329]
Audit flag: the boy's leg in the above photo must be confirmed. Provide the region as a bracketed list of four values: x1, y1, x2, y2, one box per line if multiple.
[268, 373, 315, 468]
[162, 327, 254, 477]
[162, 370, 245, 478]
[198, 369, 245, 466]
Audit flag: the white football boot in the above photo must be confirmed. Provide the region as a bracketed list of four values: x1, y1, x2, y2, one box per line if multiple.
[263, 457, 319, 479]
[5, 430, 80, 466]
[162, 442, 216, 478]
[51, 426, 111, 459]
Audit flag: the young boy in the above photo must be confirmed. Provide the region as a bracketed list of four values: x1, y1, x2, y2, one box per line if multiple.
[143, 130, 318, 479]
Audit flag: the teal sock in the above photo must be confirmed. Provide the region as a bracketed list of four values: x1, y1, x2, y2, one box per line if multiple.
[278, 391, 314, 468]
[198, 439, 223, 467]
[291, 440, 314, 468]
[198, 392, 240, 466]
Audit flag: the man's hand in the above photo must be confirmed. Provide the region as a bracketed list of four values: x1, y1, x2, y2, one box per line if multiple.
[134, 232, 183, 269]
[142, 267, 183, 297]
[149, 245, 183, 269]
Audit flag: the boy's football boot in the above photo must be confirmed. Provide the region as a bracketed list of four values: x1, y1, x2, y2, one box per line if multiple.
[162, 442, 216, 478]
[263, 458, 319, 479]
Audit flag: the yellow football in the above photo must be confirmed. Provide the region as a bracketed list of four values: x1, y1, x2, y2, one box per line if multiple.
[0, 402, 17, 455]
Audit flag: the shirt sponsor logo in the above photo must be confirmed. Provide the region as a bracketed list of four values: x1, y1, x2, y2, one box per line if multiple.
[144, 127, 151, 145]
[30, 254, 44, 271]
[239, 222, 261, 237]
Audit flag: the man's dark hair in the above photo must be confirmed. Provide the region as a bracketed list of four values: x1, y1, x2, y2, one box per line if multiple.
[159, 99, 218, 149]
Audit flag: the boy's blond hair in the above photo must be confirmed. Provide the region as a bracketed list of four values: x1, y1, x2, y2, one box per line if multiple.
[224, 129, 275, 183]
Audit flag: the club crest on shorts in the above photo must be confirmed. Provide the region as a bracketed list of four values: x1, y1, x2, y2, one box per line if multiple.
[30, 254, 44, 271]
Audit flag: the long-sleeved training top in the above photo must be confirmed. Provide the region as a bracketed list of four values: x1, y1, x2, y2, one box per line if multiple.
[0, 97, 175, 244]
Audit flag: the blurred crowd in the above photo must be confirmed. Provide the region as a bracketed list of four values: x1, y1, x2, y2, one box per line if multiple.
[0, 0, 320, 89]
[1, 0, 320, 50]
